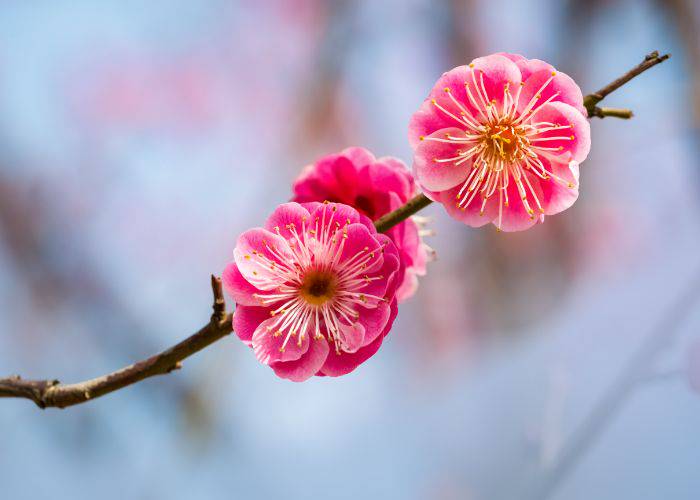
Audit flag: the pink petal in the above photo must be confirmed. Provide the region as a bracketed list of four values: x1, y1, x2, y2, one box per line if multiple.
[530, 101, 591, 163]
[468, 53, 523, 108]
[321, 155, 361, 201]
[395, 271, 419, 303]
[234, 228, 293, 288]
[339, 223, 383, 270]
[498, 170, 544, 232]
[337, 322, 366, 353]
[232, 305, 272, 346]
[222, 263, 263, 307]
[340, 146, 375, 167]
[264, 202, 312, 240]
[413, 127, 472, 192]
[495, 52, 527, 65]
[308, 202, 362, 231]
[437, 184, 499, 227]
[376, 156, 416, 196]
[421, 187, 442, 202]
[539, 158, 580, 216]
[356, 302, 392, 345]
[319, 335, 384, 377]
[271, 336, 330, 382]
[408, 66, 472, 148]
[374, 234, 403, 299]
[402, 220, 427, 274]
[518, 67, 586, 116]
[252, 317, 310, 365]
[510, 57, 554, 81]
[361, 160, 412, 202]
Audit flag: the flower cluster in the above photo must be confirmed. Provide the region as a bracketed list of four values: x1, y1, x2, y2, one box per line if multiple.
[224, 52, 591, 380]
[293, 147, 431, 302]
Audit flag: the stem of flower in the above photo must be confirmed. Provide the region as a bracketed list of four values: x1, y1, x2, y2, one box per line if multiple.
[373, 193, 433, 233]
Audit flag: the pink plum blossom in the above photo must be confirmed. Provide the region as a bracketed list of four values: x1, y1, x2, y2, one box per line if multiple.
[293, 147, 430, 302]
[409, 52, 591, 232]
[223, 202, 402, 381]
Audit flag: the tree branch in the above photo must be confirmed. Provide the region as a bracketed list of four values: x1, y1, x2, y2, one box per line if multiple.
[0, 276, 232, 408]
[589, 106, 634, 119]
[584, 50, 670, 116]
[373, 193, 433, 233]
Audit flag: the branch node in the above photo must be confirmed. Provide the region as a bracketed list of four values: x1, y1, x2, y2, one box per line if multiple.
[210, 275, 227, 327]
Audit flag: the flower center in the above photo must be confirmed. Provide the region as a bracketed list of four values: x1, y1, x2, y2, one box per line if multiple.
[299, 269, 338, 306]
[483, 122, 526, 163]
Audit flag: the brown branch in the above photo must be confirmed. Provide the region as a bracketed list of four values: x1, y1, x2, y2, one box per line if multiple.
[0, 276, 232, 409]
[584, 50, 670, 116]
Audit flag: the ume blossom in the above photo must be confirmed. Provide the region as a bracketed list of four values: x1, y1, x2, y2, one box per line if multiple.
[223, 202, 402, 381]
[409, 52, 591, 231]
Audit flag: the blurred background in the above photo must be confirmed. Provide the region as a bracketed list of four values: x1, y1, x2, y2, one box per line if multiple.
[0, 1, 698, 499]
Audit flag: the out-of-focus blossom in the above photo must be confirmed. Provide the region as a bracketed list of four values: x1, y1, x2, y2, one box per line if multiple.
[223, 202, 402, 381]
[409, 52, 591, 232]
[292, 147, 431, 302]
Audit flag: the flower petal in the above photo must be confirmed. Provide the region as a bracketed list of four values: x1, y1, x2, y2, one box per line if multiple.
[356, 302, 391, 345]
[538, 159, 580, 216]
[529, 101, 591, 163]
[222, 263, 264, 307]
[271, 337, 330, 382]
[252, 317, 310, 365]
[320, 335, 384, 377]
[234, 228, 294, 289]
[468, 53, 522, 108]
[517, 66, 586, 116]
[437, 183, 499, 227]
[232, 305, 271, 346]
[264, 202, 312, 240]
[408, 66, 472, 148]
[498, 170, 544, 232]
[340, 146, 375, 167]
[413, 127, 473, 192]
[337, 322, 366, 353]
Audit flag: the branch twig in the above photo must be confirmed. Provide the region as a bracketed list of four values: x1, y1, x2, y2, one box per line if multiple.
[584, 50, 670, 116]
[0, 276, 232, 408]
[373, 193, 433, 233]
[589, 107, 634, 119]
